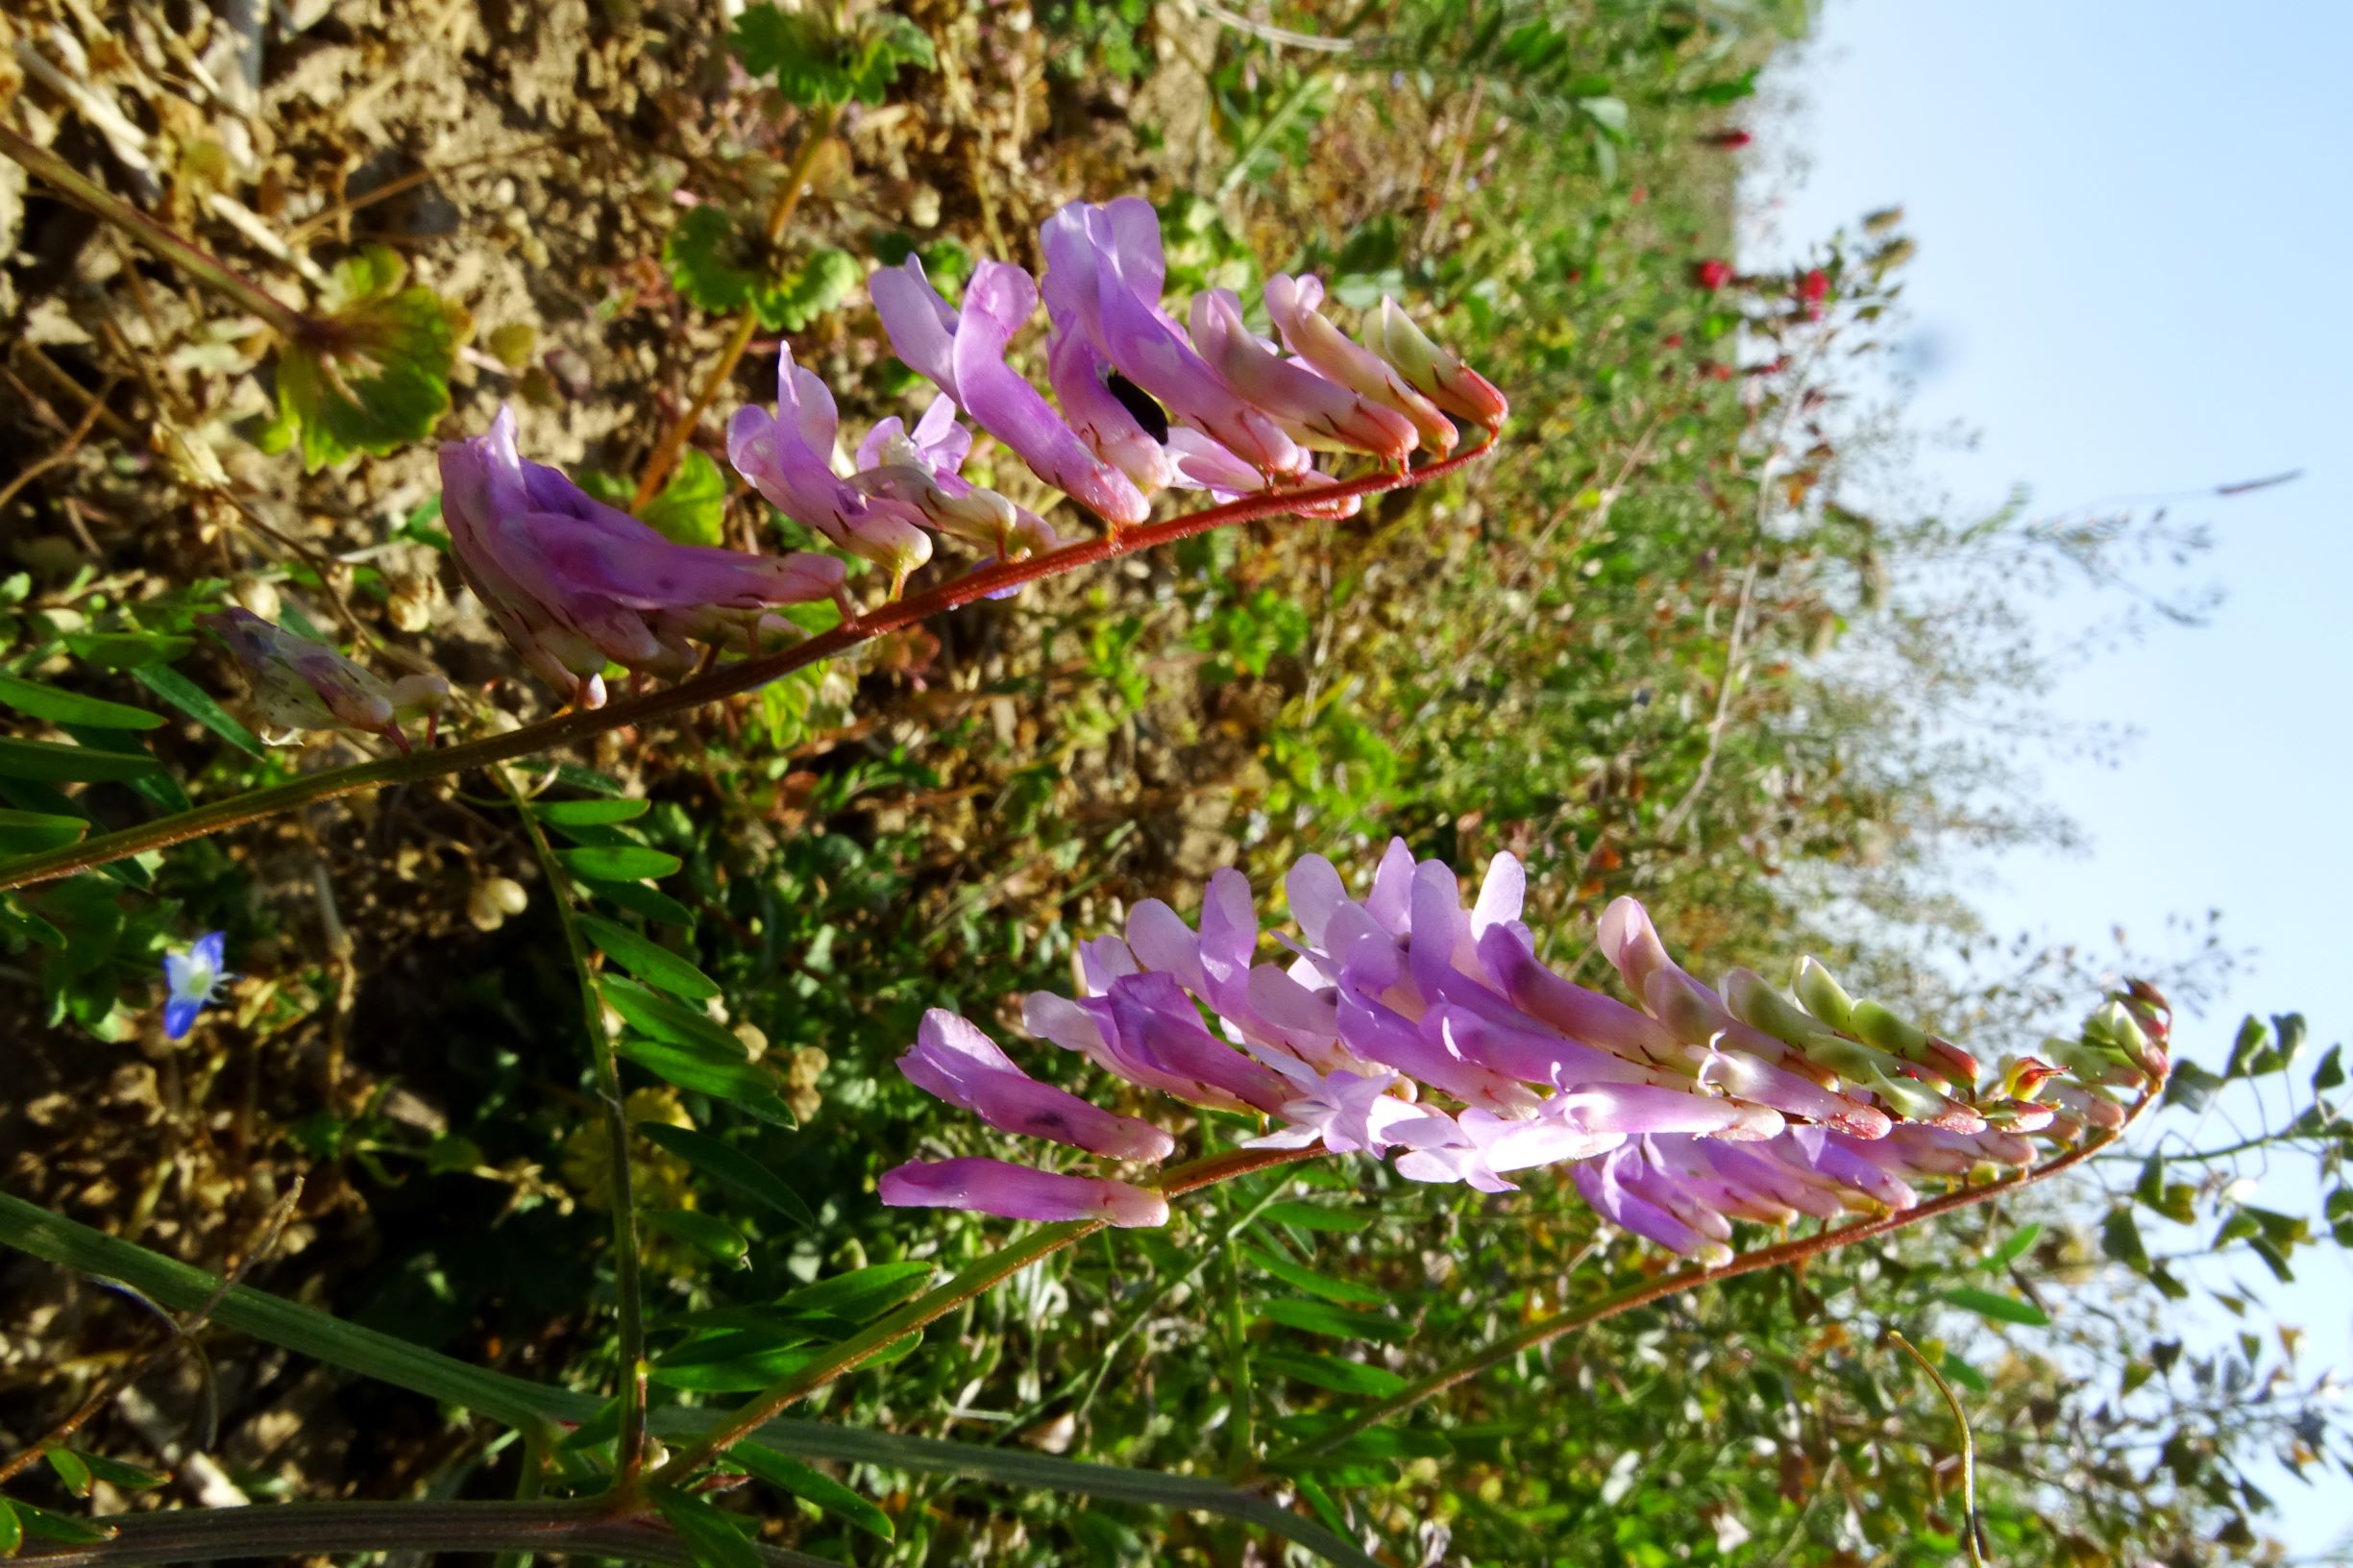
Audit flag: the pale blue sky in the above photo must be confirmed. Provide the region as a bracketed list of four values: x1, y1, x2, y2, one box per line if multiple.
[1752, 1, 2352, 1551]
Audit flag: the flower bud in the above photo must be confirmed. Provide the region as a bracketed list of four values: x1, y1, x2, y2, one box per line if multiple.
[1369, 298, 1509, 429]
[1791, 956, 1856, 1031]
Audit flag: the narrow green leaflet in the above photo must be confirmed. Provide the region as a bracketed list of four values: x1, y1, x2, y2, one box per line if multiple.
[9, 1498, 111, 1544]
[1940, 1286, 2051, 1328]
[0, 808, 88, 855]
[635, 1121, 816, 1231]
[1258, 1350, 1408, 1397]
[1256, 1297, 1411, 1343]
[63, 630, 190, 670]
[133, 663, 267, 757]
[0, 673, 163, 729]
[45, 1445, 94, 1496]
[651, 1335, 819, 1393]
[615, 1037, 794, 1124]
[578, 914, 720, 1002]
[583, 877, 699, 925]
[776, 1262, 937, 1325]
[559, 845, 683, 881]
[62, 725, 189, 812]
[734, 1440, 895, 1541]
[0, 735, 164, 782]
[0, 1497, 20, 1556]
[533, 797, 651, 826]
[601, 976, 746, 1058]
[1241, 1244, 1388, 1307]
[643, 1208, 749, 1265]
[653, 1487, 762, 1568]
[1985, 1222, 2043, 1273]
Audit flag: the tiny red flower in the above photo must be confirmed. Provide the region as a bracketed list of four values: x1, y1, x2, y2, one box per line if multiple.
[1662, 332, 1684, 349]
[1798, 268, 1829, 305]
[1703, 130, 1753, 150]
[1693, 258, 1735, 291]
[1703, 361, 1733, 381]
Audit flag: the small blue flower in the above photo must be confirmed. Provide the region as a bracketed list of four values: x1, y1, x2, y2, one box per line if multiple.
[161, 931, 230, 1040]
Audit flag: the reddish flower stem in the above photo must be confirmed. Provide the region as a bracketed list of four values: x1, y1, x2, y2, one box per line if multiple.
[0, 433, 1495, 893]
[1271, 1074, 2163, 1464]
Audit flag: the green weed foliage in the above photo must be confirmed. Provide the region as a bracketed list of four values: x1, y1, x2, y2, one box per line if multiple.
[0, 1, 2344, 1565]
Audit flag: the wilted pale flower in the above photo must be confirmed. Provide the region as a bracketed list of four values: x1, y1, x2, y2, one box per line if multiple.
[202, 608, 447, 750]
[161, 931, 230, 1041]
[440, 406, 846, 708]
[884, 841, 2149, 1244]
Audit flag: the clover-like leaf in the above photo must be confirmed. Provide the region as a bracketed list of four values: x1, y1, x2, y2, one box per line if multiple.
[640, 450, 729, 548]
[664, 208, 859, 333]
[733, 4, 933, 106]
[275, 245, 469, 472]
[750, 247, 858, 332]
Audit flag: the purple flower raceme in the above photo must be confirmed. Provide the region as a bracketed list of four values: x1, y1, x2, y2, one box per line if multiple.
[439, 407, 846, 708]
[202, 608, 448, 750]
[883, 842, 2160, 1250]
[438, 197, 1504, 698]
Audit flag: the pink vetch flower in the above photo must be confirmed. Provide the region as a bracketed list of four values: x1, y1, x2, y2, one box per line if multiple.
[1188, 287, 1418, 461]
[870, 255, 1153, 528]
[1693, 258, 1736, 291]
[1364, 297, 1510, 431]
[849, 394, 1059, 567]
[202, 608, 447, 750]
[897, 1010, 1173, 1162]
[1264, 274, 1459, 456]
[878, 1158, 1168, 1228]
[881, 841, 2086, 1243]
[440, 406, 845, 708]
[1040, 199, 1309, 480]
[725, 345, 937, 589]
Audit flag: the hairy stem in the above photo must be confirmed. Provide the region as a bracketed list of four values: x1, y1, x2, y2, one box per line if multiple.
[6, 1498, 840, 1568]
[0, 433, 1495, 892]
[649, 1144, 1316, 1484]
[632, 106, 840, 507]
[510, 787, 650, 1499]
[1273, 1080, 2161, 1464]
[0, 127, 312, 342]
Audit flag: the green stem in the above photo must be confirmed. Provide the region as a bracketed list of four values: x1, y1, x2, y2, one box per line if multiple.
[648, 1144, 1316, 1485]
[4, 1498, 840, 1568]
[1270, 1079, 2164, 1466]
[510, 786, 650, 1500]
[0, 1188, 1378, 1568]
[0, 433, 1498, 893]
[0, 126, 313, 342]
[1888, 1331, 1986, 1568]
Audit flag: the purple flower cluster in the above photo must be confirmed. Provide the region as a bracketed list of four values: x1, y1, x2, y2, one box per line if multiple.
[884, 843, 2169, 1258]
[431, 197, 1501, 703]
